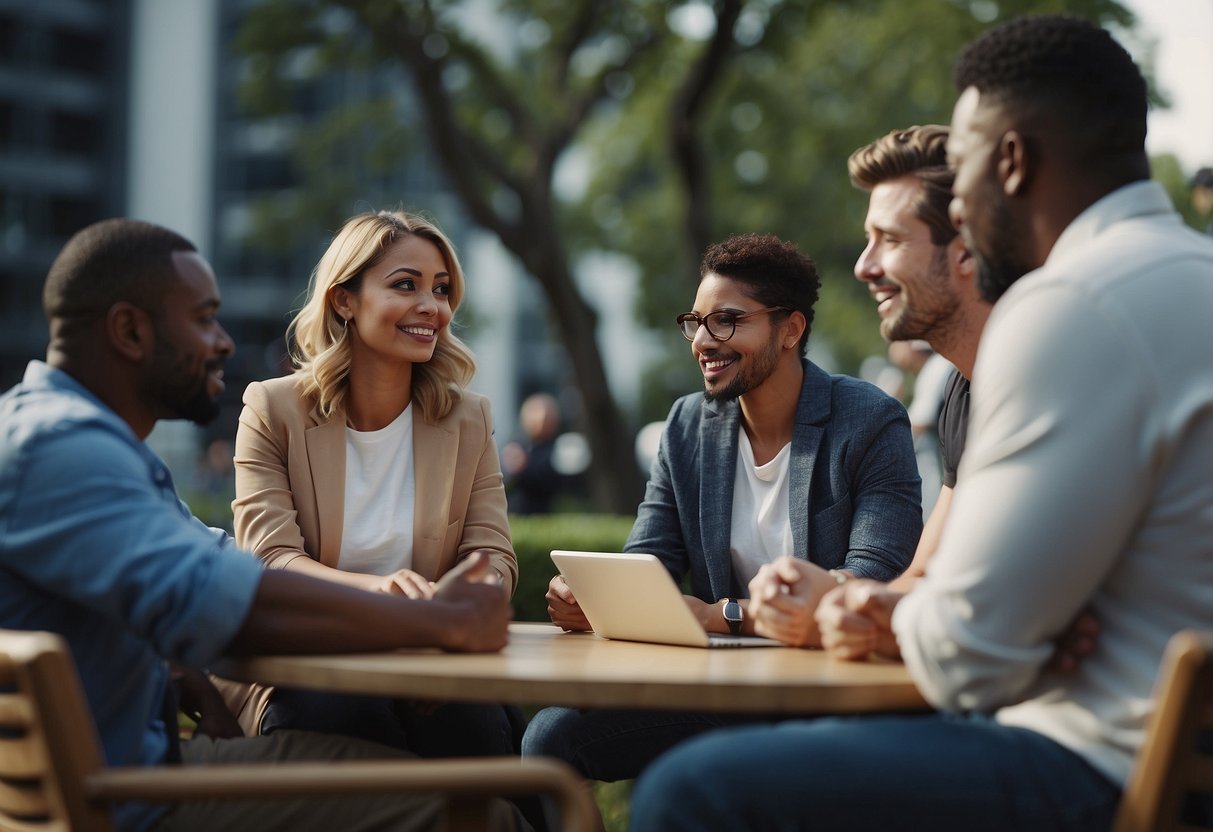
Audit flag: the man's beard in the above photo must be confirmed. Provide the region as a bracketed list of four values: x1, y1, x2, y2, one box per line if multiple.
[976, 256, 1027, 304]
[704, 332, 781, 403]
[174, 377, 222, 426]
[974, 201, 1035, 303]
[148, 336, 222, 426]
[883, 247, 960, 342]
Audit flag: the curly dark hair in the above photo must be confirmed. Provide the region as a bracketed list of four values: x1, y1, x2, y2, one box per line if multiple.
[848, 125, 957, 246]
[699, 233, 820, 355]
[954, 15, 1147, 156]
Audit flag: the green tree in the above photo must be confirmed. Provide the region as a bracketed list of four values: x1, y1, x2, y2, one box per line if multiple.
[234, 0, 1139, 509]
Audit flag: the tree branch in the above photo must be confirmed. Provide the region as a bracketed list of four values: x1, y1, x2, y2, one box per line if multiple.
[670, 0, 745, 268]
[334, 0, 526, 244]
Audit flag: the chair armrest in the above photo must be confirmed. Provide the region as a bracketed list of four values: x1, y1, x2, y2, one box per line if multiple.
[84, 757, 601, 832]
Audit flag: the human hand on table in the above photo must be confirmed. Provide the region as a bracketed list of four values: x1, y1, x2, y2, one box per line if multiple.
[546, 574, 592, 632]
[815, 579, 904, 661]
[747, 556, 842, 648]
[368, 568, 436, 599]
[431, 552, 511, 652]
[684, 595, 734, 634]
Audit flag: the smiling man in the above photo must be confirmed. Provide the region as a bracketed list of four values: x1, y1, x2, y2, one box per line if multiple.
[0, 219, 520, 832]
[845, 125, 990, 589]
[524, 232, 921, 782]
[629, 15, 1213, 832]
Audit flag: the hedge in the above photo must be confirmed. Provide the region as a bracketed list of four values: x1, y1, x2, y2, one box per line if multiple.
[507, 513, 635, 621]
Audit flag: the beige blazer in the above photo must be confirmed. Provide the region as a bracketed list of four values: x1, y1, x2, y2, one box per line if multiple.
[218, 374, 517, 734]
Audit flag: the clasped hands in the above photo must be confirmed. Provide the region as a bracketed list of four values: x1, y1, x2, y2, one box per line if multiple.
[750, 555, 1100, 668]
[747, 557, 876, 651]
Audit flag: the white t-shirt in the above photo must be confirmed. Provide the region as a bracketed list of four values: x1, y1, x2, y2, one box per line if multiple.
[338, 405, 415, 575]
[728, 431, 793, 590]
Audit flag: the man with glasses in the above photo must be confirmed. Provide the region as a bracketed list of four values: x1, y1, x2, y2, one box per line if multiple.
[523, 232, 922, 782]
[630, 15, 1213, 831]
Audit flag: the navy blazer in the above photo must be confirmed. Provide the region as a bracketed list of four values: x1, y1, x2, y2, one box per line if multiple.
[625, 360, 922, 602]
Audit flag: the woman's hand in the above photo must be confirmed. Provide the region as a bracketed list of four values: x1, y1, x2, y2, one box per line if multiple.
[369, 569, 436, 599]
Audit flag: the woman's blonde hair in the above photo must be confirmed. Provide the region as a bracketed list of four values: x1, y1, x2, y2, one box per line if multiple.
[287, 210, 476, 421]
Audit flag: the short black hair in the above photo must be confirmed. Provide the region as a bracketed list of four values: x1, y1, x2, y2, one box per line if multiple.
[43, 218, 197, 326]
[954, 15, 1147, 157]
[699, 233, 820, 355]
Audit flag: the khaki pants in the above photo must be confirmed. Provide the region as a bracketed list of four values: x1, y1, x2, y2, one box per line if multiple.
[153, 729, 521, 832]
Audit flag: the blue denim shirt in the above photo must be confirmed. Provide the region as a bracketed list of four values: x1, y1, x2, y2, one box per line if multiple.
[626, 360, 922, 601]
[0, 362, 262, 831]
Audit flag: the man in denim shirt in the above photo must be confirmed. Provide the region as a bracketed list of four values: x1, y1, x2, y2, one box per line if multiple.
[0, 219, 518, 832]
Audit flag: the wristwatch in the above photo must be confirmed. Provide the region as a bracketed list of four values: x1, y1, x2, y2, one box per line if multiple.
[722, 598, 743, 636]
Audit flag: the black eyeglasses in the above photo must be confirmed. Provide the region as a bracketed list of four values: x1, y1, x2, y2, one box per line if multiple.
[675, 307, 791, 342]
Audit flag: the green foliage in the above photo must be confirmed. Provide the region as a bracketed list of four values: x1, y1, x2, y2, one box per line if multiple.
[565, 0, 1139, 387]
[593, 779, 632, 832]
[508, 513, 635, 621]
[234, 0, 1144, 426]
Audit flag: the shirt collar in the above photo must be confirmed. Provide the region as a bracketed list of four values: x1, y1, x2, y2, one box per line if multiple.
[22, 360, 140, 445]
[1047, 180, 1174, 267]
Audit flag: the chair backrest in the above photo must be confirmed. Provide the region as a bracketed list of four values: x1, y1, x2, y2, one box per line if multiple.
[0, 629, 114, 832]
[1114, 629, 1213, 832]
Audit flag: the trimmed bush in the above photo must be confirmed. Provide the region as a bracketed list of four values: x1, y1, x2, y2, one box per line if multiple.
[508, 513, 634, 621]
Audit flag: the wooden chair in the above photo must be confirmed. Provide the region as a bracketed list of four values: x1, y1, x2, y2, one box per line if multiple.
[1114, 629, 1213, 832]
[0, 629, 602, 832]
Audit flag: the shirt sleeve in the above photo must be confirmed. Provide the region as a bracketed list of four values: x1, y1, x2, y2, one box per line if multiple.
[839, 393, 923, 580]
[625, 402, 693, 586]
[456, 396, 518, 595]
[231, 382, 313, 570]
[3, 423, 262, 669]
[893, 282, 1155, 711]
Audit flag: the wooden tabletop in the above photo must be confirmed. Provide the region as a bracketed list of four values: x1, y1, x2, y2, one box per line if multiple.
[213, 622, 928, 714]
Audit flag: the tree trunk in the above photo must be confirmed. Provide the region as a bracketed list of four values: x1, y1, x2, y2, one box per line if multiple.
[515, 222, 646, 515]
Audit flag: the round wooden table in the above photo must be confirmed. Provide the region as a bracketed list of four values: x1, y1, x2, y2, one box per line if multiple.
[213, 622, 928, 714]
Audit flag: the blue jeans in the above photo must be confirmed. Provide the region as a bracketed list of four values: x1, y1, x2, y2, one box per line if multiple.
[521, 706, 778, 782]
[629, 713, 1122, 832]
[261, 688, 518, 758]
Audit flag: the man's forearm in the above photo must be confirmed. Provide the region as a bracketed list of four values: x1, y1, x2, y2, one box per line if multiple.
[225, 570, 466, 656]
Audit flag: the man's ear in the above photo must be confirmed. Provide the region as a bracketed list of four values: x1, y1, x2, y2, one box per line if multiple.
[950, 236, 976, 280]
[997, 129, 1031, 196]
[107, 302, 155, 361]
[783, 310, 807, 351]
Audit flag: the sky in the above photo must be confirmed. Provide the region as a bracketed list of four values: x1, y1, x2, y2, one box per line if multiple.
[1122, 0, 1213, 172]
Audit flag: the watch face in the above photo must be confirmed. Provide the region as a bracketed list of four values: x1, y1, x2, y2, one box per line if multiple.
[724, 600, 742, 622]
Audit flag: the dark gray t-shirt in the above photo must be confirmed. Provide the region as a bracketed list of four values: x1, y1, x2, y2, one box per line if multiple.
[939, 369, 971, 489]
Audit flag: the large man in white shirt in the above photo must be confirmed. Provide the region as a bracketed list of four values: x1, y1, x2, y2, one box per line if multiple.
[628, 14, 1213, 832]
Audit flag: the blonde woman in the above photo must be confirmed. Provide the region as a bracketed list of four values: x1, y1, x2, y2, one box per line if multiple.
[225, 210, 519, 758]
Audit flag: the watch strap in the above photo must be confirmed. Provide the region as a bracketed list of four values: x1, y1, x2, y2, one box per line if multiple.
[723, 598, 743, 636]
